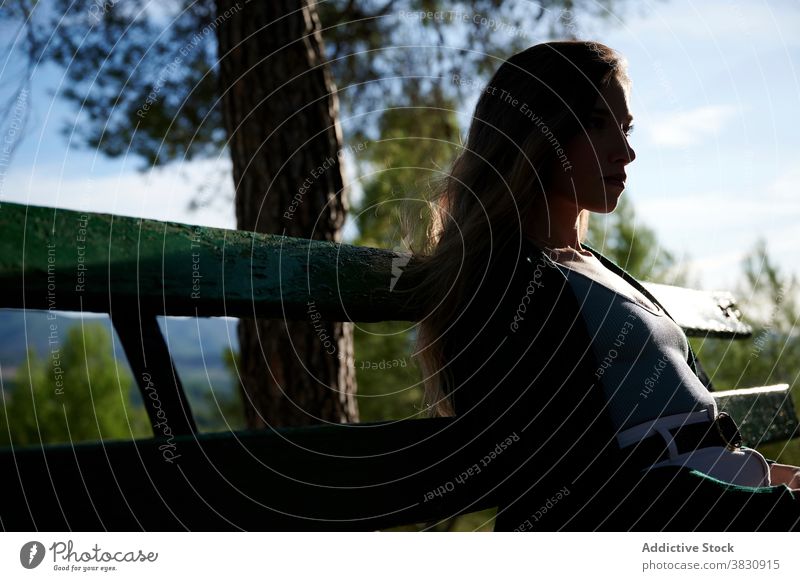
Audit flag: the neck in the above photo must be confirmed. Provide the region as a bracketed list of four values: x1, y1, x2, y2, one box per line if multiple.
[523, 194, 584, 250]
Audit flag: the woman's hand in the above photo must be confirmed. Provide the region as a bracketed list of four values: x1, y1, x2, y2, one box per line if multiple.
[769, 462, 800, 490]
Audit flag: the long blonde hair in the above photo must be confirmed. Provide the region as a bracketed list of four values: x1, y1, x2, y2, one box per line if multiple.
[398, 41, 628, 418]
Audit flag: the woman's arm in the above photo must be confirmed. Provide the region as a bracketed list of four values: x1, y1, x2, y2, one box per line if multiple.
[769, 462, 800, 490]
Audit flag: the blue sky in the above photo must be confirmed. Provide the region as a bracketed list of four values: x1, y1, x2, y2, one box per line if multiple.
[1, 0, 798, 297]
[589, 0, 800, 295]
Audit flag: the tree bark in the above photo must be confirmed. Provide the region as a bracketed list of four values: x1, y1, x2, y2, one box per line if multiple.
[216, 0, 357, 427]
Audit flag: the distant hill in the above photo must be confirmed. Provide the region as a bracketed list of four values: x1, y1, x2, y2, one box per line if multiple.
[0, 310, 238, 403]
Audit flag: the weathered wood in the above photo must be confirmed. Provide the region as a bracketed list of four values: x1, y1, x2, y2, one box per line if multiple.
[0, 202, 418, 321]
[111, 312, 197, 436]
[0, 385, 795, 531]
[0, 418, 499, 531]
[714, 384, 799, 446]
[641, 282, 752, 339]
[1, 202, 755, 338]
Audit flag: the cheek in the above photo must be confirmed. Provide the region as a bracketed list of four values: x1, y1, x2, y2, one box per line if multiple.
[565, 137, 600, 176]
[546, 135, 601, 195]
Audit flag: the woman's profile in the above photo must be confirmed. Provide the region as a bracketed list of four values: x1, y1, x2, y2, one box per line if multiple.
[401, 40, 800, 531]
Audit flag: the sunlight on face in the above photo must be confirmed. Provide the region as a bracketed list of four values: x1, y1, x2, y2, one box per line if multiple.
[547, 76, 636, 214]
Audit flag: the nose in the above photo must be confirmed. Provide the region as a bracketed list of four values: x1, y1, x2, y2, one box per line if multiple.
[610, 135, 636, 165]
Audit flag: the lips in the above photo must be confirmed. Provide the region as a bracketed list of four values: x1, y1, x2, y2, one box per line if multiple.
[603, 173, 626, 188]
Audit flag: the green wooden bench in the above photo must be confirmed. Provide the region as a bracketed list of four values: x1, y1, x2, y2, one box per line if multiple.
[0, 201, 797, 531]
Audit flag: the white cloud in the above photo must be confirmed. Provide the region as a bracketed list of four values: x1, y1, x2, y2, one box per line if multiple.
[628, 0, 800, 47]
[3, 155, 366, 241]
[647, 105, 739, 147]
[633, 181, 800, 293]
[768, 164, 800, 201]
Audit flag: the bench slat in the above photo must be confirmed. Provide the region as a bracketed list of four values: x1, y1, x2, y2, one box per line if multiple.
[0, 202, 415, 322]
[0, 386, 795, 531]
[0, 202, 756, 338]
[0, 418, 499, 531]
[714, 384, 799, 446]
[641, 282, 752, 338]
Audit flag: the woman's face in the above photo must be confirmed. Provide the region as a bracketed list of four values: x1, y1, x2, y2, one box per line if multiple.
[546, 75, 636, 213]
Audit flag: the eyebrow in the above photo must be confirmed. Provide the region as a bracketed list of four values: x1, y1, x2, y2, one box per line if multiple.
[592, 108, 634, 124]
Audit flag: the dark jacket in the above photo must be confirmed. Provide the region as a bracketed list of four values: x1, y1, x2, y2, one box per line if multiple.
[445, 237, 714, 531]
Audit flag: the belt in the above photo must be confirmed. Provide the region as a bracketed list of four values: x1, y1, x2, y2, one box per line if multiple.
[620, 412, 743, 471]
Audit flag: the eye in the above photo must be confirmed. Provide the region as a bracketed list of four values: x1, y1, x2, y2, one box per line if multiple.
[624, 123, 635, 137]
[587, 117, 605, 130]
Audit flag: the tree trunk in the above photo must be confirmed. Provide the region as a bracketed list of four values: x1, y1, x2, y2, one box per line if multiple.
[216, 0, 357, 427]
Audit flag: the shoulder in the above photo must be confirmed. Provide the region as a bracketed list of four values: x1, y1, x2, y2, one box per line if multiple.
[497, 239, 582, 337]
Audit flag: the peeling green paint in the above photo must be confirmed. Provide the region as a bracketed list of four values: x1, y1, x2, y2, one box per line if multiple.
[0, 201, 419, 320]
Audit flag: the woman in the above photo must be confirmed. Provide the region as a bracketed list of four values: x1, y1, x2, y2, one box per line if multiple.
[402, 41, 800, 531]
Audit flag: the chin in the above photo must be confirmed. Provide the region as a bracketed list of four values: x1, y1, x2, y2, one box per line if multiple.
[586, 198, 619, 214]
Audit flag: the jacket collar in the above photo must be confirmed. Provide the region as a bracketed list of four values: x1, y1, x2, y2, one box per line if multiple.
[521, 236, 705, 382]
[521, 237, 672, 320]
[580, 241, 672, 319]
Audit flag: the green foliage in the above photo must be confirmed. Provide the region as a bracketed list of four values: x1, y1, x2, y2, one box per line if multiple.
[0, 323, 151, 447]
[352, 103, 462, 249]
[347, 91, 465, 422]
[5, 0, 628, 170]
[692, 238, 800, 391]
[687, 238, 800, 465]
[194, 346, 246, 432]
[28, 0, 222, 167]
[353, 322, 425, 422]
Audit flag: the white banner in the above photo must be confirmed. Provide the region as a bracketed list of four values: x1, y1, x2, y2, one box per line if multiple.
[1, 532, 798, 579]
